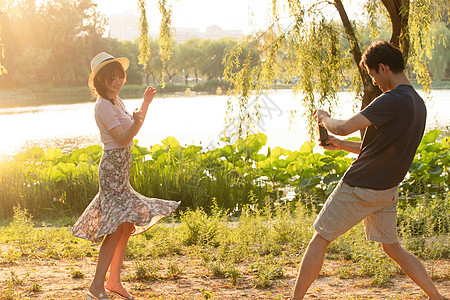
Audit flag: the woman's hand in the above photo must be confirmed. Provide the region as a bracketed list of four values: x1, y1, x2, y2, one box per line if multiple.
[132, 109, 145, 125]
[143, 86, 157, 104]
[319, 134, 342, 151]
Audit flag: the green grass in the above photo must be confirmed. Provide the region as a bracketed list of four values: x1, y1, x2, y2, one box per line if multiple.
[0, 194, 448, 293]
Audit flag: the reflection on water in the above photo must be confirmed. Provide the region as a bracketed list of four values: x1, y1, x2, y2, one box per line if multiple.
[1, 89, 449, 157]
[20, 136, 101, 154]
[0, 107, 45, 115]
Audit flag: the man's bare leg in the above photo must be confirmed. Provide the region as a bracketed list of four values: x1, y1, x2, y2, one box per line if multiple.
[292, 233, 330, 300]
[382, 242, 445, 300]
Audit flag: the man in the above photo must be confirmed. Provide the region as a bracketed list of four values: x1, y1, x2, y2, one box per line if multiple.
[291, 41, 446, 300]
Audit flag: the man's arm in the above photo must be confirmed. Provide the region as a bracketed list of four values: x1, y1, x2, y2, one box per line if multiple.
[315, 110, 372, 136]
[323, 135, 362, 154]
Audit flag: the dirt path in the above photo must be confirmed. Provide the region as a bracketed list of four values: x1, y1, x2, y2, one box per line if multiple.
[1, 257, 449, 299]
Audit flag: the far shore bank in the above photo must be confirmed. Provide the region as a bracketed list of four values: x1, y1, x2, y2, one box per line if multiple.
[1, 80, 449, 109]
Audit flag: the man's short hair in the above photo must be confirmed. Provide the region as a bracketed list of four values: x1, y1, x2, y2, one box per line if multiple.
[359, 41, 405, 73]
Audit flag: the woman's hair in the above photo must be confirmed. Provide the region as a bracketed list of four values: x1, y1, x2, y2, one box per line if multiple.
[91, 61, 126, 100]
[359, 41, 405, 73]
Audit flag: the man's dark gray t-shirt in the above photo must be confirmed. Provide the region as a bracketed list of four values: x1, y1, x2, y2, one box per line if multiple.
[342, 84, 426, 190]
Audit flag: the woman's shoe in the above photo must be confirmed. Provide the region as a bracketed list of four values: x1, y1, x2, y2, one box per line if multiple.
[105, 288, 135, 300]
[87, 291, 111, 300]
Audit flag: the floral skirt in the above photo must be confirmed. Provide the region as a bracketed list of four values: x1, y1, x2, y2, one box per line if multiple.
[71, 147, 180, 243]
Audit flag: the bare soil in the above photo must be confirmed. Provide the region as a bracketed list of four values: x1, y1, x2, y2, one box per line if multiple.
[1, 255, 449, 300]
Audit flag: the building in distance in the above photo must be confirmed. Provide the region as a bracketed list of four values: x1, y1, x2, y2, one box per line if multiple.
[107, 12, 244, 42]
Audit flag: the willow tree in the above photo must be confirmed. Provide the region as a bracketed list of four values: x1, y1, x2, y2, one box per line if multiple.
[0, 1, 8, 76]
[137, 0, 173, 88]
[142, 0, 448, 136]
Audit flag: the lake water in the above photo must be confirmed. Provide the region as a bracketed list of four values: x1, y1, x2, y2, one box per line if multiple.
[0, 89, 449, 159]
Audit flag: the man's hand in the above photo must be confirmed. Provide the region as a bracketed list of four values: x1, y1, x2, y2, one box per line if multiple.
[319, 135, 342, 150]
[314, 109, 331, 125]
[143, 86, 157, 104]
[319, 135, 362, 154]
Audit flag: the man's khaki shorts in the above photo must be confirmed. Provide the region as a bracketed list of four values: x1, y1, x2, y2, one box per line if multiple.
[313, 181, 399, 244]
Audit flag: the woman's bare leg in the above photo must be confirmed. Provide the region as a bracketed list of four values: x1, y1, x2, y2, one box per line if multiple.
[105, 222, 134, 297]
[89, 224, 126, 297]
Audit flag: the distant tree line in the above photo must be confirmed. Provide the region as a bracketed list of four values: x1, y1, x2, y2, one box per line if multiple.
[0, 0, 258, 89]
[0, 0, 448, 90]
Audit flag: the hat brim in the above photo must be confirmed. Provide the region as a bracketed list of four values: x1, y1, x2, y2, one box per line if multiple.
[88, 57, 130, 88]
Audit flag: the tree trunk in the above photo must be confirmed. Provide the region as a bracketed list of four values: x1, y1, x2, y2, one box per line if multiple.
[168, 71, 177, 82]
[381, 0, 410, 64]
[334, 0, 381, 110]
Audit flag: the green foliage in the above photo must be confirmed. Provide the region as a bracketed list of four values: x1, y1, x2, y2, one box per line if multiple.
[200, 289, 215, 299]
[137, 0, 150, 69]
[0, 6, 6, 76]
[328, 224, 400, 285]
[192, 79, 230, 94]
[130, 259, 160, 281]
[220, 0, 448, 136]
[28, 282, 42, 292]
[166, 257, 183, 279]
[7, 270, 27, 286]
[428, 22, 450, 80]
[0, 207, 94, 260]
[129, 134, 275, 213]
[398, 194, 450, 261]
[0, 145, 101, 219]
[0, 0, 106, 87]
[70, 270, 85, 279]
[1, 130, 448, 220]
[250, 256, 284, 288]
[139, 224, 183, 258]
[0, 195, 449, 292]
[223, 41, 263, 137]
[179, 203, 227, 246]
[176, 37, 204, 85]
[408, 0, 443, 92]
[401, 129, 450, 195]
[158, 0, 174, 88]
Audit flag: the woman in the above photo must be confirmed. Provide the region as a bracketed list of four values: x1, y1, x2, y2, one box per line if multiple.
[72, 52, 180, 300]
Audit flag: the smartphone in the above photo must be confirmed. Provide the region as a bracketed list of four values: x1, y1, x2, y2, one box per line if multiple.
[318, 124, 329, 146]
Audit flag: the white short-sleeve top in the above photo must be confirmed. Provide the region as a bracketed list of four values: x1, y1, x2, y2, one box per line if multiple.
[94, 96, 133, 150]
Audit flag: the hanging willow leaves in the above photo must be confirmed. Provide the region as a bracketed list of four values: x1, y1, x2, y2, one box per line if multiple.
[0, 1, 9, 75]
[137, 0, 150, 69]
[364, 0, 382, 40]
[223, 2, 349, 138]
[0, 24, 6, 75]
[133, 0, 446, 140]
[408, 0, 434, 92]
[223, 42, 260, 137]
[222, 0, 446, 139]
[158, 0, 174, 89]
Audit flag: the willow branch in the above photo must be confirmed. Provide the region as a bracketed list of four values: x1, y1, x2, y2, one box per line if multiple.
[137, 0, 150, 68]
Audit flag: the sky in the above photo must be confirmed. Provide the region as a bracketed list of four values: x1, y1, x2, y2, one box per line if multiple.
[94, 0, 271, 34]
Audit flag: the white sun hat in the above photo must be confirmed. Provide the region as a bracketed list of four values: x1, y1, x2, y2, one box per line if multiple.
[88, 52, 130, 88]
